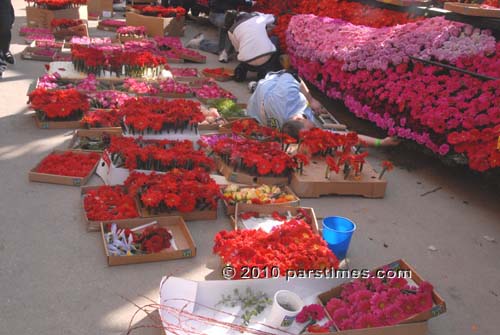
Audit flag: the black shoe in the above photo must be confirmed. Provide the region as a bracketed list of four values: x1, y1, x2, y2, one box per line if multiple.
[5, 51, 14, 65]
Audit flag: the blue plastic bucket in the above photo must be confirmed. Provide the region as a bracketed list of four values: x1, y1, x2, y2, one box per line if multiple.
[322, 216, 356, 260]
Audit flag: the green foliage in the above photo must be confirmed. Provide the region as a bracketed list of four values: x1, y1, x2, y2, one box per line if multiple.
[217, 288, 272, 326]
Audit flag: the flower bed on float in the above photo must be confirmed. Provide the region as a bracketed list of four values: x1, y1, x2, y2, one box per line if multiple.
[287, 15, 500, 172]
[253, 0, 424, 50]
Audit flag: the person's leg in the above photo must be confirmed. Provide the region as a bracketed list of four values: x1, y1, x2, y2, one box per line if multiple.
[0, 30, 10, 54]
[199, 38, 222, 55]
[234, 62, 249, 82]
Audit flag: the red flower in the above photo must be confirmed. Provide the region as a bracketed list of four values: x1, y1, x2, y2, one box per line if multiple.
[382, 161, 394, 171]
[36, 151, 100, 177]
[84, 186, 139, 221]
[29, 88, 89, 121]
[164, 193, 181, 208]
[214, 219, 339, 279]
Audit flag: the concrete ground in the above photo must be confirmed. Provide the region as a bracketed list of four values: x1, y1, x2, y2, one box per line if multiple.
[0, 1, 499, 334]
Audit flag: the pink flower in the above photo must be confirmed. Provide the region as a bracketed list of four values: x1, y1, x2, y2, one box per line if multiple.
[296, 304, 326, 323]
[353, 314, 381, 329]
[326, 298, 347, 316]
[384, 304, 405, 324]
[370, 292, 390, 311]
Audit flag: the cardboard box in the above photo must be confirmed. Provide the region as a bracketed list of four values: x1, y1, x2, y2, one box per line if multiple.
[126, 12, 185, 37]
[81, 185, 140, 232]
[29, 150, 99, 186]
[21, 46, 57, 62]
[317, 259, 446, 332]
[33, 114, 82, 129]
[290, 159, 386, 198]
[201, 68, 234, 82]
[177, 49, 207, 63]
[233, 203, 318, 233]
[216, 156, 289, 186]
[100, 217, 196, 266]
[26, 6, 87, 29]
[53, 24, 89, 39]
[158, 276, 361, 335]
[222, 185, 299, 216]
[444, 2, 500, 18]
[87, 0, 113, 20]
[68, 129, 122, 152]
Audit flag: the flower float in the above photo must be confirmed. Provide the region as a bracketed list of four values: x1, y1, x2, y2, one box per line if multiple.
[125, 170, 220, 215]
[29, 88, 89, 121]
[107, 137, 214, 172]
[120, 97, 204, 135]
[83, 186, 139, 221]
[213, 218, 339, 279]
[287, 15, 500, 172]
[35, 151, 100, 177]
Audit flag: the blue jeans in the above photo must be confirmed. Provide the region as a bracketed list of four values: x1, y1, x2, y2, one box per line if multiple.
[199, 12, 231, 55]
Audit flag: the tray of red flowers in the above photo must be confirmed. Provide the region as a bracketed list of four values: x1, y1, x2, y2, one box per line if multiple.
[316, 259, 446, 334]
[81, 185, 140, 232]
[209, 137, 296, 185]
[290, 129, 388, 198]
[100, 217, 196, 266]
[201, 67, 234, 82]
[29, 150, 101, 186]
[126, 170, 220, 221]
[29, 87, 89, 129]
[120, 97, 204, 139]
[213, 210, 338, 280]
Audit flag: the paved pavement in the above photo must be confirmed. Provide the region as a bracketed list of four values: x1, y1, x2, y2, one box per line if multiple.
[0, 1, 499, 334]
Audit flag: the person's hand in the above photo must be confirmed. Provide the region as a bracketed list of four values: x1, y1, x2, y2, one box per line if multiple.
[309, 98, 327, 115]
[381, 137, 401, 147]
